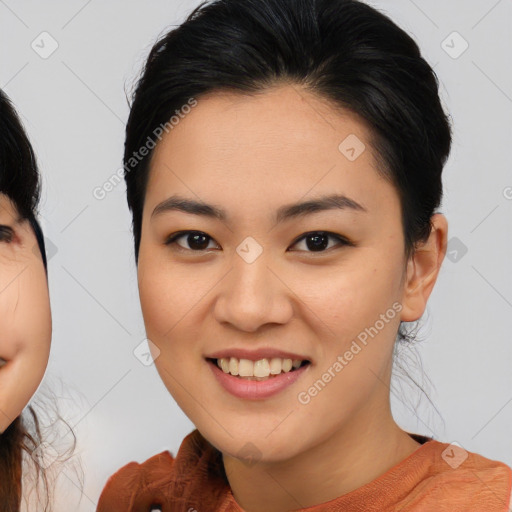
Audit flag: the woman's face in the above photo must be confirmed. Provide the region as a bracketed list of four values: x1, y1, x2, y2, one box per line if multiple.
[137, 85, 441, 462]
[0, 194, 51, 432]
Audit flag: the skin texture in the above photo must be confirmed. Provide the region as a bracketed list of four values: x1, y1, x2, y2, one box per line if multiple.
[137, 84, 448, 512]
[0, 194, 51, 433]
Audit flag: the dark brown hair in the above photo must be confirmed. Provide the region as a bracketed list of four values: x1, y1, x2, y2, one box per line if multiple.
[0, 410, 48, 511]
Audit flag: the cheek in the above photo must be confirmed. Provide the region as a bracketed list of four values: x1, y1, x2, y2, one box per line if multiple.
[137, 244, 219, 340]
[137, 264, 206, 369]
[0, 258, 50, 430]
[294, 261, 401, 326]
[138, 267, 205, 409]
[0, 258, 51, 359]
[138, 269, 185, 340]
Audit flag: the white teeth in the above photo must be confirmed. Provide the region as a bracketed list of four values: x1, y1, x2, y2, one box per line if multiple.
[269, 358, 282, 374]
[220, 358, 230, 373]
[253, 359, 270, 377]
[215, 357, 306, 378]
[228, 357, 239, 375]
[238, 359, 254, 377]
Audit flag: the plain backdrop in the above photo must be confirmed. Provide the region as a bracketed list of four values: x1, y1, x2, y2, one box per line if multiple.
[1, 0, 511, 509]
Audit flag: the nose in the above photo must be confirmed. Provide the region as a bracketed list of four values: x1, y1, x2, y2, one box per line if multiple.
[213, 248, 293, 333]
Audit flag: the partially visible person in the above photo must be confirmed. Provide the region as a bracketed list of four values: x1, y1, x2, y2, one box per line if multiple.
[0, 88, 73, 512]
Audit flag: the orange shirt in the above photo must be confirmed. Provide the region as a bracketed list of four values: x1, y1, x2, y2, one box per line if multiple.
[97, 429, 512, 512]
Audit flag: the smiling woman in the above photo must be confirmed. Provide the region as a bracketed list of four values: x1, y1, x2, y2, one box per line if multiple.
[97, 0, 511, 511]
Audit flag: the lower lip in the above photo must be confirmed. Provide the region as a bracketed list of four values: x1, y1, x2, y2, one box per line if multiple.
[207, 359, 310, 400]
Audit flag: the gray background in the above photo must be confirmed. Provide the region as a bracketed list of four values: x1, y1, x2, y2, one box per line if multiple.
[1, 0, 511, 509]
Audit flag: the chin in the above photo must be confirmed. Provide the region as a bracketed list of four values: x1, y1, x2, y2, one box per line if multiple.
[199, 419, 305, 464]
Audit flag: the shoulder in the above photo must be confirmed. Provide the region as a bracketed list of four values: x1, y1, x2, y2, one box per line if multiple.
[96, 451, 175, 512]
[96, 429, 218, 512]
[104, 450, 175, 486]
[413, 440, 512, 511]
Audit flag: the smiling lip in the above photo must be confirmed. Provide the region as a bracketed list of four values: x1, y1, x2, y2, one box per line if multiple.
[204, 348, 310, 362]
[206, 358, 311, 400]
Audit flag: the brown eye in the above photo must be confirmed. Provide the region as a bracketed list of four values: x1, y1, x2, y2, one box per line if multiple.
[289, 231, 354, 253]
[165, 230, 219, 252]
[0, 225, 14, 243]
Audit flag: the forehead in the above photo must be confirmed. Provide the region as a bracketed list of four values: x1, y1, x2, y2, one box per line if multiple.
[145, 85, 398, 219]
[157, 85, 373, 151]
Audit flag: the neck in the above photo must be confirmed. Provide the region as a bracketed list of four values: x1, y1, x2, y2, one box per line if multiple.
[222, 394, 421, 512]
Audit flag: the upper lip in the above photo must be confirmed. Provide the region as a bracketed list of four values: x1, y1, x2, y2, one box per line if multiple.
[205, 348, 311, 362]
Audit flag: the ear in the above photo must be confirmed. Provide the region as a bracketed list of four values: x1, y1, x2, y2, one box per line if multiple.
[400, 213, 448, 322]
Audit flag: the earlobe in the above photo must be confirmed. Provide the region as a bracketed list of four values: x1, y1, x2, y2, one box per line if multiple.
[400, 214, 448, 322]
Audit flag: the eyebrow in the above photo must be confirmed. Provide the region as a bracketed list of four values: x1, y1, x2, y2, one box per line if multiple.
[151, 193, 368, 224]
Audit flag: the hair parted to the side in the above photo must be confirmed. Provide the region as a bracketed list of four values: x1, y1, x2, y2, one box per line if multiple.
[122, 0, 452, 406]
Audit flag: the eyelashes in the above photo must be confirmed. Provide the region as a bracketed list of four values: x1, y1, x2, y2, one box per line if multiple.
[164, 230, 354, 254]
[0, 225, 14, 243]
[165, 231, 216, 252]
[290, 231, 354, 252]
